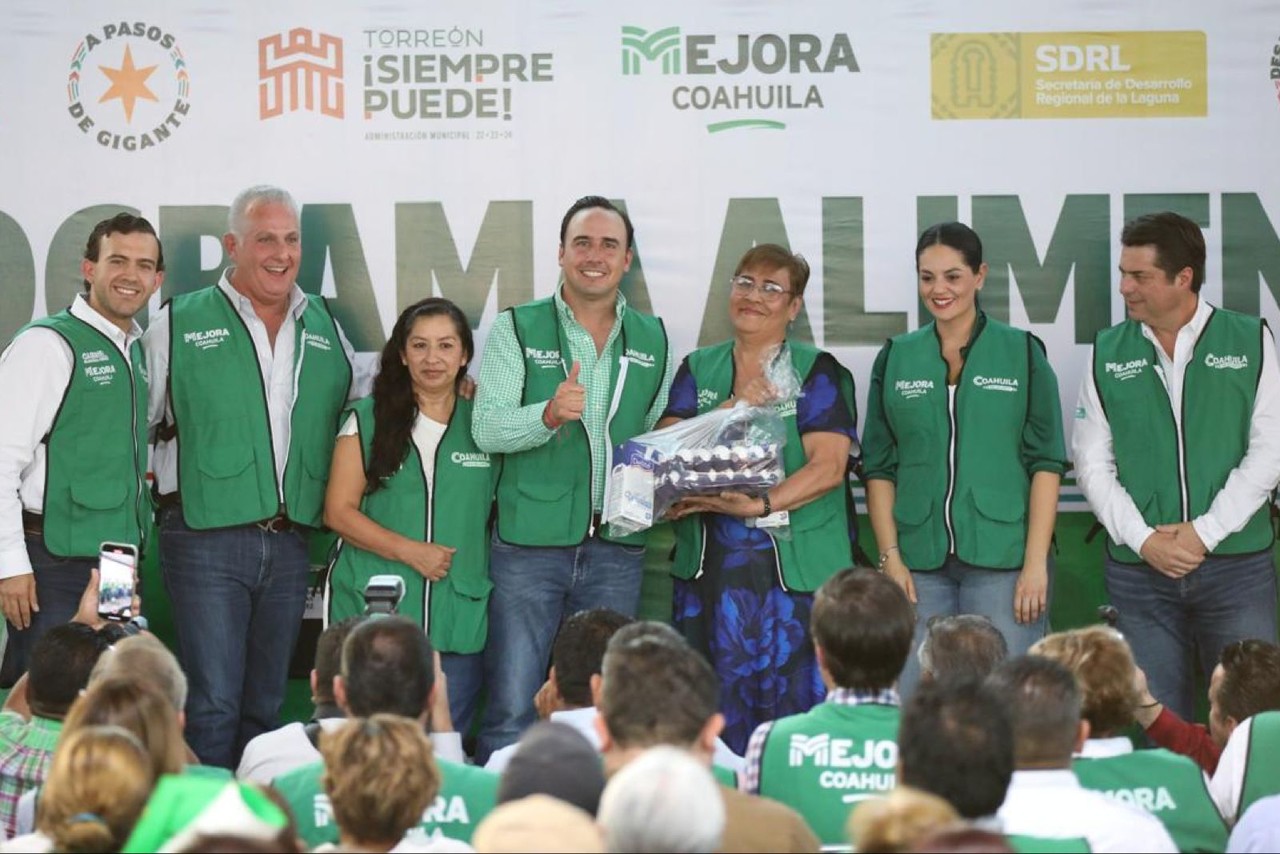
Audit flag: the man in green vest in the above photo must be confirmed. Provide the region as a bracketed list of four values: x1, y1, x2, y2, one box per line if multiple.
[471, 195, 673, 764]
[144, 186, 366, 770]
[1073, 211, 1280, 723]
[743, 568, 912, 847]
[0, 214, 162, 685]
[1204, 641, 1280, 824]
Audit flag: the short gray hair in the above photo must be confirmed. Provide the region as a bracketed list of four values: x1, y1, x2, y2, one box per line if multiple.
[228, 185, 299, 240]
[90, 634, 188, 712]
[918, 614, 1008, 684]
[597, 746, 725, 853]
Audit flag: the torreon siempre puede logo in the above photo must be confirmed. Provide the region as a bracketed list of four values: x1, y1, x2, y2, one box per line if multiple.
[67, 21, 191, 151]
[259, 28, 345, 119]
[620, 25, 859, 132]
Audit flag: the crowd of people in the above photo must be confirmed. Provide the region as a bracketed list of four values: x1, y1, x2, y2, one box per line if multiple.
[0, 186, 1278, 851]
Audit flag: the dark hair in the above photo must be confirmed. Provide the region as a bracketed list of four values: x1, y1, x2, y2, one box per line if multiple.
[733, 243, 811, 298]
[915, 222, 983, 273]
[366, 298, 475, 492]
[600, 622, 718, 748]
[899, 680, 1013, 820]
[340, 616, 435, 718]
[559, 195, 634, 250]
[907, 827, 1014, 854]
[985, 656, 1080, 768]
[552, 609, 633, 708]
[1120, 211, 1205, 293]
[811, 568, 914, 692]
[314, 617, 365, 705]
[82, 213, 165, 292]
[1217, 639, 1280, 724]
[919, 615, 1008, 685]
[28, 623, 112, 719]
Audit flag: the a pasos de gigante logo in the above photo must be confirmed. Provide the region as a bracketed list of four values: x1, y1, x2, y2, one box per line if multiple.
[620, 25, 859, 132]
[67, 21, 191, 152]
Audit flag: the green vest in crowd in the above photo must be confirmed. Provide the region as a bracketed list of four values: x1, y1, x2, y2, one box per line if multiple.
[1092, 308, 1273, 562]
[326, 396, 496, 653]
[1006, 835, 1092, 853]
[758, 702, 900, 847]
[671, 340, 857, 591]
[273, 756, 497, 848]
[877, 316, 1059, 571]
[494, 296, 668, 547]
[1235, 711, 1280, 823]
[1074, 748, 1227, 853]
[167, 287, 352, 529]
[25, 311, 150, 557]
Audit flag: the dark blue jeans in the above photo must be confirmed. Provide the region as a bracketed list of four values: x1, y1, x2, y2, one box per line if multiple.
[0, 535, 95, 687]
[440, 651, 484, 738]
[1105, 550, 1279, 721]
[475, 533, 645, 764]
[159, 505, 310, 769]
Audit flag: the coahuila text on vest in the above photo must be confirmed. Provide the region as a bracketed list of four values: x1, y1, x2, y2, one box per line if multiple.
[182, 327, 231, 349]
[1204, 352, 1248, 370]
[625, 347, 656, 367]
[450, 451, 491, 467]
[302, 330, 333, 351]
[1104, 357, 1148, 380]
[972, 375, 1019, 391]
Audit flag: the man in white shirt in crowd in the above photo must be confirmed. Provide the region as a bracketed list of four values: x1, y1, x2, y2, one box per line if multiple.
[1073, 211, 1280, 721]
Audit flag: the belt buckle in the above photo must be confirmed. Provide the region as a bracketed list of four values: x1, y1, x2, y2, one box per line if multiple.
[258, 514, 289, 534]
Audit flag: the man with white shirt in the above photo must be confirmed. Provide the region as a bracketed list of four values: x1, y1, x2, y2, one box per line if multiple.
[991, 655, 1178, 852]
[1073, 211, 1280, 722]
[0, 214, 162, 685]
[145, 185, 368, 768]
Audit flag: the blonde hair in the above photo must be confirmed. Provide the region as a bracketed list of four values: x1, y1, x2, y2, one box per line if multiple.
[848, 786, 962, 853]
[1031, 626, 1140, 736]
[320, 715, 440, 847]
[37, 725, 154, 852]
[61, 675, 187, 780]
[90, 634, 188, 712]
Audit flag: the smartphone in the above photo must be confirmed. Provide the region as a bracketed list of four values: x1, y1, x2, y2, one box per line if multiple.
[98, 542, 139, 622]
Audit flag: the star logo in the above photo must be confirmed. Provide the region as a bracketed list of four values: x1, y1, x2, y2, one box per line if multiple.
[99, 44, 158, 123]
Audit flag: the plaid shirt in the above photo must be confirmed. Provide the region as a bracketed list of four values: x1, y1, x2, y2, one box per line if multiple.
[740, 686, 900, 794]
[0, 711, 62, 837]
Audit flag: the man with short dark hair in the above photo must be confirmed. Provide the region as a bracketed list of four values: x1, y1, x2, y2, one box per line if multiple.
[1200, 640, 1280, 824]
[0, 213, 163, 684]
[1074, 211, 1280, 722]
[917, 613, 1008, 685]
[742, 568, 913, 847]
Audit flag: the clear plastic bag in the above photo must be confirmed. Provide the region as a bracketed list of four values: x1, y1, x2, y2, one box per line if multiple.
[604, 344, 802, 538]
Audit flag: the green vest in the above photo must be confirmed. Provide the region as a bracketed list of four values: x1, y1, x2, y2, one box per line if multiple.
[1007, 835, 1092, 853]
[879, 317, 1049, 570]
[1074, 748, 1227, 853]
[1093, 309, 1273, 562]
[1237, 711, 1280, 822]
[326, 396, 497, 653]
[167, 287, 352, 529]
[494, 297, 668, 546]
[758, 702, 899, 847]
[25, 311, 150, 557]
[670, 340, 857, 591]
[273, 756, 497, 848]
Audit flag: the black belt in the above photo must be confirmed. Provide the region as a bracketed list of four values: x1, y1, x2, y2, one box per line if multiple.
[157, 493, 295, 534]
[21, 511, 43, 537]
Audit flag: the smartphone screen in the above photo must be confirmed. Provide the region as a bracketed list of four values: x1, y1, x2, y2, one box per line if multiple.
[98, 542, 138, 622]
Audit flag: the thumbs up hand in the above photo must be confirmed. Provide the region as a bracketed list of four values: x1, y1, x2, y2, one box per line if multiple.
[544, 361, 586, 429]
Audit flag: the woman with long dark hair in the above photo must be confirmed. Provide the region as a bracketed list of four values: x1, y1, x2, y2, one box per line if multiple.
[323, 298, 496, 733]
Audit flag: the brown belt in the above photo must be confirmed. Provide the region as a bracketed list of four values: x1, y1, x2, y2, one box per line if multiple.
[157, 493, 295, 534]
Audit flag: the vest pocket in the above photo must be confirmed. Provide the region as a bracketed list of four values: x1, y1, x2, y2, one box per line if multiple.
[196, 441, 258, 519]
[67, 477, 129, 548]
[513, 476, 576, 541]
[966, 485, 1026, 568]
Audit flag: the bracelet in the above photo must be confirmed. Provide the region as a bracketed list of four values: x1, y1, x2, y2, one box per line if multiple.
[760, 493, 772, 517]
[878, 546, 900, 568]
[1138, 700, 1161, 709]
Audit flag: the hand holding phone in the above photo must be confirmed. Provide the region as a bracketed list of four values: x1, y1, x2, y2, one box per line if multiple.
[97, 542, 139, 622]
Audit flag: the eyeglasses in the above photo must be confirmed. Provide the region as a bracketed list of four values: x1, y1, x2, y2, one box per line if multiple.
[730, 275, 792, 300]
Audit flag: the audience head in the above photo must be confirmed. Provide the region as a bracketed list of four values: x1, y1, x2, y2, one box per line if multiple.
[908, 827, 1015, 853]
[311, 617, 364, 709]
[552, 608, 633, 709]
[498, 721, 606, 815]
[472, 795, 603, 853]
[90, 633, 188, 714]
[898, 679, 1013, 820]
[37, 725, 155, 853]
[986, 656, 1084, 769]
[1030, 626, 1138, 737]
[320, 715, 440, 851]
[848, 785, 962, 854]
[811, 568, 914, 692]
[61, 674, 188, 780]
[597, 746, 725, 854]
[28, 623, 113, 720]
[918, 615, 1008, 685]
[336, 616, 434, 719]
[1210, 639, 1280, 746]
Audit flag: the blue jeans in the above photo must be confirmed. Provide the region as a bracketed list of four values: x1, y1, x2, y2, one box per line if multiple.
[440, 651, 484, 738]
[1105, 550, 1278, 721]
[159, 505, 311, 769]
[898, 555, 1048, 699]
[0, 535, 95, 687]
[475, 533, 645, 764]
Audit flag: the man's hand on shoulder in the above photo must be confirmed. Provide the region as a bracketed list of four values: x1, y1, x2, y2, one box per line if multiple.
[0, 573, 38, 630]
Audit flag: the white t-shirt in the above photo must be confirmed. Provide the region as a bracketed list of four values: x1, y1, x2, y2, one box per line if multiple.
[340, 411, 449, 489]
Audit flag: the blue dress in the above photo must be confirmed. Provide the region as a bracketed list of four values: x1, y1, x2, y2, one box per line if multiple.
[664, 352, 859, 754]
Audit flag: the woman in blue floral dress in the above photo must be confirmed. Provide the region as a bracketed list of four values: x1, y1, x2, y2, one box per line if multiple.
[661, 244, 861, 754]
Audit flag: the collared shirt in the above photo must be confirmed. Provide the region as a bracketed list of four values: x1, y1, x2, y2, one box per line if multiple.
[1228, 792, 1280, 853]
[1076, 736, 1135, 759]
[472, 285, 673, 511]
[145, 270, 372, 497]
[0, 712, 62, 838]
[740, 686, 900, 794]
[0, 296, 144, 580]
[999, 768, 1178, 852]
[1072, 299, 1280, 553]
[1209, 714, 1255, 823]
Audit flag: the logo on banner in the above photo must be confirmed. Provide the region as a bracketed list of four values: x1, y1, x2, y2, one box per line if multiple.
[930, 31, 1207, 120]
[66, 22, 191, 152]
[620, 24, 860, 132]
[259, 29, 345, 119]
[1271, 37, 1280, 110]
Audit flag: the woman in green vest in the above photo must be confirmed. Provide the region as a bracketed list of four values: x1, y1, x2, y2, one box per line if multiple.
[862, 222, 1066, 695]
[323, 298, 496, 735]
[663, 244, 860, 754]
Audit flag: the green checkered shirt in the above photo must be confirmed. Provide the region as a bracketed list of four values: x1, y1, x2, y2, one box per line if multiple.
[0, 711, 62, 837]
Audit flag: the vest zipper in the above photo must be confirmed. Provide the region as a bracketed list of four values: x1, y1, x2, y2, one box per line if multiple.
[944, 381, 962, 556]
[423, 411, 454, 633]
[597, 354, 631, 539]
[127, 345, 146, 553]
